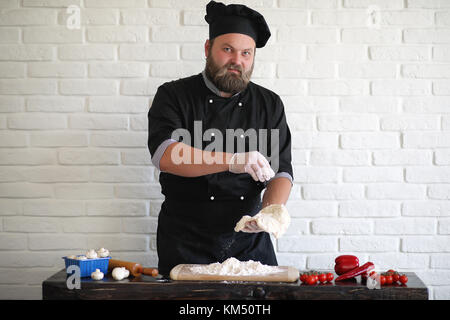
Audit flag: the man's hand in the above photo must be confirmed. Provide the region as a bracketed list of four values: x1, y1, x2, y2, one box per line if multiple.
[229, 151, 275, 182]
[234, 204, 290, 238]
[241, 220, 265, 233]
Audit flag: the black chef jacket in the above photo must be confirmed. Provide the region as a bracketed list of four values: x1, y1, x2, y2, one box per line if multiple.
[148, 72, 293, 277]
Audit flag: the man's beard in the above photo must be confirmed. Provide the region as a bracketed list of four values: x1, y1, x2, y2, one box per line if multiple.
[205, 55, 254, 95]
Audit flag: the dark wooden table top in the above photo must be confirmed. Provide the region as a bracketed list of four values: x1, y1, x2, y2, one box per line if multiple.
[42, 269, 428, 300]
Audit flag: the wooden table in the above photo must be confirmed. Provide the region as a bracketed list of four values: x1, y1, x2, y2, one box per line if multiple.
[42, 269, 428, 300]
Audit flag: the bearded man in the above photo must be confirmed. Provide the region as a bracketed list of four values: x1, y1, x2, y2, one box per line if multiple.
[147, 0, 293, 277]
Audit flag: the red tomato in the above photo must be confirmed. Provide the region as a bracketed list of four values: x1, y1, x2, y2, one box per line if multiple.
[326, 272, 334, 282]
[306, 275, 317, 285]
[399, 274, 408, 284]
[318, 273, 327, 283]
[387, 269, 395, 275]
[300, 274, 308, 283]
[385, 275, 393, 285]
[392, 273, 400, 282]
[380, 275, 386, 285]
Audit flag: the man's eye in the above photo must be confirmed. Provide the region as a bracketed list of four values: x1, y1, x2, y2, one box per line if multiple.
[243, 51, 251, 56]
[224, 47, 231, 52]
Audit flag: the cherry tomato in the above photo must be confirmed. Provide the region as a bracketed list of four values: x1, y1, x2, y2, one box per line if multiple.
[392, 273, 400, 282]
[306, 275, 317, 285]
[385, 275, 393, 285]
[387, 269, 395, 275]
[326, 272, 334, 282]
[300, 274, 308, 283]
[318, 273, 327, 283]
[380, 275, 386, 285]
[399, 274, 408, 284]
[369, 271, 378, 280]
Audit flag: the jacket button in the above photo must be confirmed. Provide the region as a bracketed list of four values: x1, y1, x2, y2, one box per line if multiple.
[240, 196, 244, 200]
[210, 196, 214, 200]
[238, 102, 243, 107]
[209, 99, 213, 104]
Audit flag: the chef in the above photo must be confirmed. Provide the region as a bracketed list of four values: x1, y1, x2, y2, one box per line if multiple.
[148, 0, 293, 277]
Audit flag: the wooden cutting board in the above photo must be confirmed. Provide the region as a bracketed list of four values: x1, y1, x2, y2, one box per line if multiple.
[170, 264, 299, 282]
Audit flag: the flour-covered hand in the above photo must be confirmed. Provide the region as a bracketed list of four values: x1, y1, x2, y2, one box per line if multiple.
[229, 151, 275, 182]
[241, 219, 265, 233]
[234, 204, 291, 239]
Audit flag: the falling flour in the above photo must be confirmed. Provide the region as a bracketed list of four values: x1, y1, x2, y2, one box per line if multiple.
[190, 257, 283, 276]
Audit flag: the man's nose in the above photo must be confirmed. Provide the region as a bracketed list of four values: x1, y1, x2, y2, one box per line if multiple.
[230, 51, 243, 66]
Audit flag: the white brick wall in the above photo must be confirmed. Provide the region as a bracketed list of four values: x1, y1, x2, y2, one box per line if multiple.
[0, 0, 449, 300]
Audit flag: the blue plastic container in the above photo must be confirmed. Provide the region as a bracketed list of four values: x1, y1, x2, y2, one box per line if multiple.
[63, 256, 111, 278]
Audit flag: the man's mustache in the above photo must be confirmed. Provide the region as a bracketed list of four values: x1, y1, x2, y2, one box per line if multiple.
[220, 63, 243, 75]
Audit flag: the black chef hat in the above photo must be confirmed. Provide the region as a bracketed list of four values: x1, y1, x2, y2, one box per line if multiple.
[204, 1, 271, 48]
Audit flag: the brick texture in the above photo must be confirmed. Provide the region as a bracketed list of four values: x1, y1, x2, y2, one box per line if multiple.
[0, 0, 449, 300]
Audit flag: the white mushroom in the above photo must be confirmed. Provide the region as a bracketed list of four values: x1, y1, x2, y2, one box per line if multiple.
[112, 267, 129, 281]
[97, 247, 110, 258]
[91, 269, 104, 281]
[86, 249, 98, 259]
[76, 255, 87, 260]
[66, 255, 77, 260]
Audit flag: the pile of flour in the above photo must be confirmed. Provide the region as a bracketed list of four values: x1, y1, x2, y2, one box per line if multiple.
[190, 257, 283, 276]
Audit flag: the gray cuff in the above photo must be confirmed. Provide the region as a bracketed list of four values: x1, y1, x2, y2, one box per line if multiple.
[151, 139, 178, 171]
[271, 172, 294, 185]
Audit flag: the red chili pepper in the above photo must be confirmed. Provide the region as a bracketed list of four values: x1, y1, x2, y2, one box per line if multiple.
[335, 262, 375, 281]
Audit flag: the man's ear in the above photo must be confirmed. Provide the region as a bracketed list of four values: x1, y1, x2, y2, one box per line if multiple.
[204, 39, 210, 58]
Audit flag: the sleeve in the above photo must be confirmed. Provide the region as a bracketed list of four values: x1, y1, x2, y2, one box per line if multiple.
[270, 96, 294, 184]
[147, 84, 183, 170]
